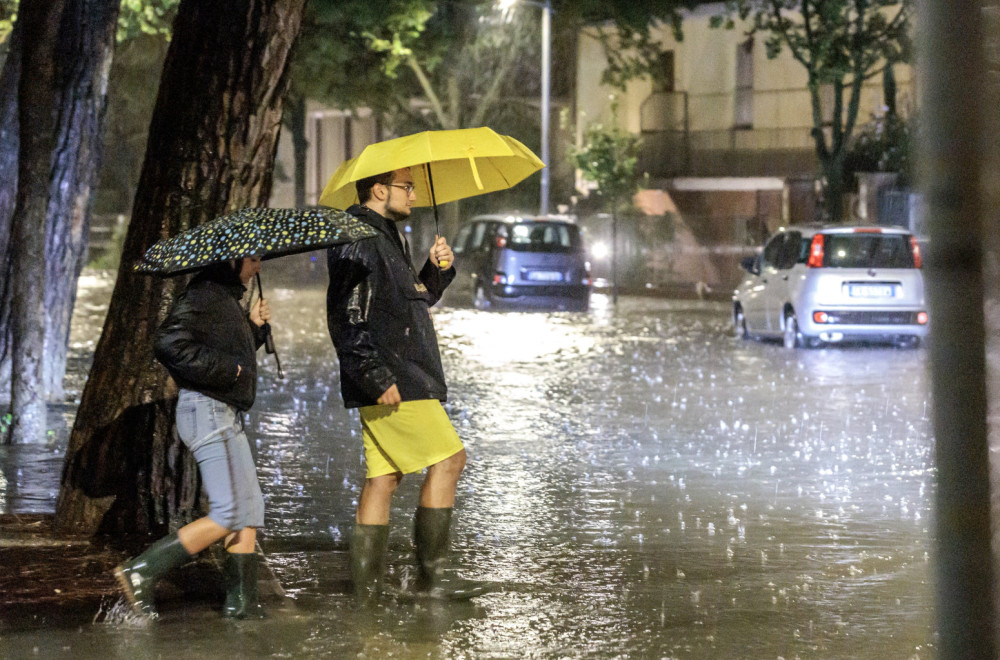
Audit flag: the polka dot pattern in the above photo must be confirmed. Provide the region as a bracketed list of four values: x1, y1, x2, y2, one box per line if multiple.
[134, 207, 377, 275]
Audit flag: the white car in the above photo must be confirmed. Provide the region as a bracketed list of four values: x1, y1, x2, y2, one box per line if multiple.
[733, 225, 928, 348]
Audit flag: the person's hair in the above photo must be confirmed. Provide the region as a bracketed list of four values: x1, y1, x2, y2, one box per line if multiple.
[355, 171, 395, 204]
[198, 259, 243, 287]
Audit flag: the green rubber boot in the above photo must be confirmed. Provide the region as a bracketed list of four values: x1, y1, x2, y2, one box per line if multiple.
[412, 506, 495, 600]
[350, 524, 390, 603]
[222, 552, 266, 619]
[113, 533, 192, 618]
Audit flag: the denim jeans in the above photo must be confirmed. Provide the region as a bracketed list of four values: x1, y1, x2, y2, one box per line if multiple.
[176, 389, 264, 530]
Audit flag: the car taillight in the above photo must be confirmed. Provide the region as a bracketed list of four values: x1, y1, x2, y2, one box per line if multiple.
[917, 311, 928, 325]
[813, 311, 830, 323]
[910, 236, 922, 268]
[493, 272, 508, 285]
[807, 234, 825, 268]
[496, 235, 507, 248]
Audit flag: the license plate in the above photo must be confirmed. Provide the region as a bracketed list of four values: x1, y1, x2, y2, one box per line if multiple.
[526, 270, 564, 282]
[846, 283, 897, 298]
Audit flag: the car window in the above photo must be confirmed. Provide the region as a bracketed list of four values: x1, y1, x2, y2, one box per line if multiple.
[468, 222, 487, 252]
[452, 224, 472, 255]
[778, 231, 802, 269]
[798, 236, 811, 263]
[505, 222, 580, 253]
[762, 233, 786, 268]
[822, 233, 915, 268]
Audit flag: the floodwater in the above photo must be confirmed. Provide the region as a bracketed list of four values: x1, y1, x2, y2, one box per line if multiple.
[1, 270, 935, 658]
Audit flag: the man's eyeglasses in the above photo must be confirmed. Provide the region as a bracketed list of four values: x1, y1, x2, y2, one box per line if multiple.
[388, 183, 416, 195]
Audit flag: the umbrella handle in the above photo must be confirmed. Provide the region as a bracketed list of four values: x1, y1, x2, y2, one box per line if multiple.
[425, 164, 450, 270]
[255, 274, 284, 379]
[261, 322, 284, 378]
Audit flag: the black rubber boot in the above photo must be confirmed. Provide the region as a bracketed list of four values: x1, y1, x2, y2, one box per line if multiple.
[350, 524, 390, 603]
[222, 552, 266, 619]
[412, 506, 495, 600]
[113, 533, 192, 618]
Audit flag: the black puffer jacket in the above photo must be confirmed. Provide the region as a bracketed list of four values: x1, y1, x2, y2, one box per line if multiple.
[154, 266, 265, 411]
[326, 205, 455, 408]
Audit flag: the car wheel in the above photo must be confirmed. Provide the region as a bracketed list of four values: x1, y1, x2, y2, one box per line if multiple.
[783, 312, 800, 349]
[734, 304, 749, 340]
[473, 285, 491, 310]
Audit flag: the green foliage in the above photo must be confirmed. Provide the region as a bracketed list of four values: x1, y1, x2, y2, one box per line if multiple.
[711, 0, 913, 220]
[0, 0, 178, 44]
[0, 0, 16, 43]
[717, 0, 911, 86]
[567, 0, 698, 90]
[117, 0, 179, 42]
[288, 0, 435, 117]
[570, 101, 641, 211]
[842, 111, 914, 187]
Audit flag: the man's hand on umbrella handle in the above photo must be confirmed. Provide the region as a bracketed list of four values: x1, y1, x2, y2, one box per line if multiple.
[377, 384, 401, 406]
[432, 235, 453, 270]
[250, 298, 271, 327]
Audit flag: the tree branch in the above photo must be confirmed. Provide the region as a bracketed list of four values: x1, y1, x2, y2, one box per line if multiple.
[406, 53, 453, 129]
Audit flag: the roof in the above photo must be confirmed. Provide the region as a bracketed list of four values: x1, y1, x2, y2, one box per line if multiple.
[468, 213, 578, 224]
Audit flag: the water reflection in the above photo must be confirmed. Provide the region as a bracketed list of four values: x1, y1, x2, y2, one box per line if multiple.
[2, 276, 935, 658]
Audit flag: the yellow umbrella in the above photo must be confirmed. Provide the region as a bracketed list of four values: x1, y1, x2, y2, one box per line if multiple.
[318, 127, 544, 212]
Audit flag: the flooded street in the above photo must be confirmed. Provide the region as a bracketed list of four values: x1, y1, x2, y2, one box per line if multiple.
[1, 271, 935, 658]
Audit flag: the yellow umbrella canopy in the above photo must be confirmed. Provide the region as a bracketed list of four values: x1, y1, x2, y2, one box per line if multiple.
[318, 127, 545, 210]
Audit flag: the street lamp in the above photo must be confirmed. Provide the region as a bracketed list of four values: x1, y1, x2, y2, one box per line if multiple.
[499, 0, 551, 216]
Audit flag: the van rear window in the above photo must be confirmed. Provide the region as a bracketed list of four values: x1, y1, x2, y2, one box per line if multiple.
[819, 234, 915, 268]
[504, 222, 580, 252]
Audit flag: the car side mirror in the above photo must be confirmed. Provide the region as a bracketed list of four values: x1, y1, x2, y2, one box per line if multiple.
[741, 255, 760, 275]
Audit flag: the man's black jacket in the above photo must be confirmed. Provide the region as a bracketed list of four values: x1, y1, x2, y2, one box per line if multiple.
[154, 269, 265, 411]
[326, 205, 455, 408]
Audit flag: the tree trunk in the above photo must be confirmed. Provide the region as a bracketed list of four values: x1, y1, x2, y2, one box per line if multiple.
[823, 154, 845, 223]
[55, 0, 305, 535]
[6, 0, 65, 444]
[43, 0, 121, 401]
[920, 1, 995, 656]
[0, 19, 21, 406]
[286, 91, 308, 207]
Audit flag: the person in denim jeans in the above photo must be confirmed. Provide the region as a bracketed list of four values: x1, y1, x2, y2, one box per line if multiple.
[114, 256, 271, 619]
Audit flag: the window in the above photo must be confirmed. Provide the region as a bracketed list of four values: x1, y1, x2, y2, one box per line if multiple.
[468, 222, 488, 251]
[762, 233, 785, 268]
[735, 38, 754, 129]
[822, 234, 915, 269]
[653, 51, 675, 93]
[505, 222, 580, 253]
[452, 224, 472, 254]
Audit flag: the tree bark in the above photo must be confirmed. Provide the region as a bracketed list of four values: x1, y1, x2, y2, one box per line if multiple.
[55, 0, 305, 535]
[6, 0, 65, 444]
[0, 19, 21, 405]
[286, 91, 308, 207]
[0, 0, 119, 407]
[43, 0, 121, 401]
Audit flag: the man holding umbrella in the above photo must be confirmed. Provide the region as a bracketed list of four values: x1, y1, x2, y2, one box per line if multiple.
[325, 167, 489, 601]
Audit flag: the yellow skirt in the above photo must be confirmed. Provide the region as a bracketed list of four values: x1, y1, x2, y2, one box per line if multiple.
[359, 399, 464, 478]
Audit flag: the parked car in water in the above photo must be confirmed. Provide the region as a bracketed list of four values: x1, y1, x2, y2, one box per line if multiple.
[733, 225, 928, 348]
[444, 214, 591, 311]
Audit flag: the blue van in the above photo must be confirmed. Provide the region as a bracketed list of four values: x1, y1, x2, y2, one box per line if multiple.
[445, 214, 591, 311]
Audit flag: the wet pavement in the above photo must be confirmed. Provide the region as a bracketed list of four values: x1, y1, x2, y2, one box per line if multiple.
[0, 271, 935, 658]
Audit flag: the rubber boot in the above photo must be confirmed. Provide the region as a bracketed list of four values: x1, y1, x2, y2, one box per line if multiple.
[412, 506, 494, 600]
[222, 552, 266, 619]
[350, 524, 389, 603]
[113, 533, 192, 618]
